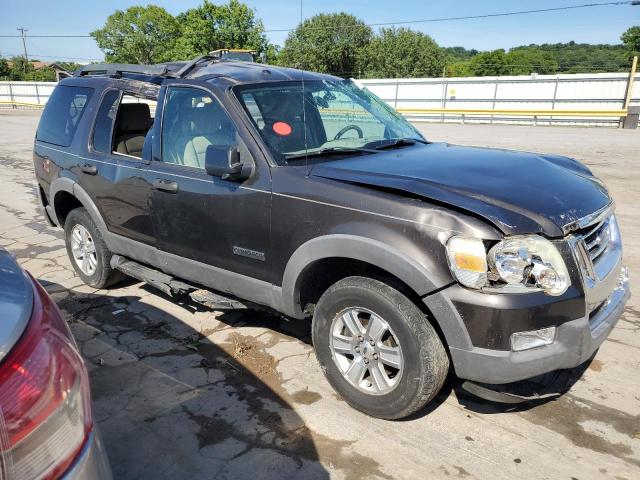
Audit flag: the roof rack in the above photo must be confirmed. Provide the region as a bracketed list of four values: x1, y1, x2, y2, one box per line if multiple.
[171, 55, 217, 78]
[73, 56, 229, 80]
[75, 63, 173, 78]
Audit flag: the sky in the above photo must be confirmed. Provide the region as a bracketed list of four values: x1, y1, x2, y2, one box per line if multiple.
[0, 0, 638, 62]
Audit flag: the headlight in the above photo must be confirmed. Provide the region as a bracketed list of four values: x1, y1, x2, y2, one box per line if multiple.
[446, 235, 570, 296]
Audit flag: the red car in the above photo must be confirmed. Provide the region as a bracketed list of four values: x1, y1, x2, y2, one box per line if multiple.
[0, 248, 111, 479]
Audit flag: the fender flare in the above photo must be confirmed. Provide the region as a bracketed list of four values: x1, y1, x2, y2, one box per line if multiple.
[281, 234, 441, 318]
[49, 178, 109, 237]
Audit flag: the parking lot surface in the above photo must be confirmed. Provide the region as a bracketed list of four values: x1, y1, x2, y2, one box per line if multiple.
[1, 110, 639, 479]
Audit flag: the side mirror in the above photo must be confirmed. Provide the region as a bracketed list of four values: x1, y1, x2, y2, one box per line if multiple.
[204, 145, 249, 181]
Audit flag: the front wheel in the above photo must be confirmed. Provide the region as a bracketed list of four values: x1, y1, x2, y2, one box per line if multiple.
[312, 276, 449, 419]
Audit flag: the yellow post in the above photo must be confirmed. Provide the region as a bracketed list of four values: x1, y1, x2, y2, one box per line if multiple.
[623, 55, 638, 110]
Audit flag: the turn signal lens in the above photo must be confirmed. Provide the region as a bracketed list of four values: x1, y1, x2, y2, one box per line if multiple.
[446, 237, 488, 289]
[453, 252, 486, 272]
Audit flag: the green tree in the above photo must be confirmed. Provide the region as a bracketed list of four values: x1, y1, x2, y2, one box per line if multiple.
[172, 0, 269, 59]
[467, 50, 510, 76]
[278, 13, 372, 76]
[91, 5, 180, 64]
[24, 67, 56, 82]
[0, 57, 10, 78]
[509, 42, 628, 73]
[443, 46, 478, 62]
[8, 56, 34, 80]
[621, 26, 640, 58]
[445, 61, 472, 77]
[505, 49, 558, 75]
[359, 28, 445, 78]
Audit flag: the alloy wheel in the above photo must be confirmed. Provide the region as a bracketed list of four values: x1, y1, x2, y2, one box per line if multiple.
[70, 224, 97, 276]
[329, 307, 404, 395]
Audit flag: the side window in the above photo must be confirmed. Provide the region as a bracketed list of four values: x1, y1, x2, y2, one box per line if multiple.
[111, 95, 156, 159]
[92, 90, 120, 153]
[36, 85, 94, 147]
[161, 87, 237, 170]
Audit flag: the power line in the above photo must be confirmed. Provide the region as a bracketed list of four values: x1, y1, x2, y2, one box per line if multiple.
[1, 52, 100, 62]
[289, 1, 637, 32]
[0, 1, 635, 38]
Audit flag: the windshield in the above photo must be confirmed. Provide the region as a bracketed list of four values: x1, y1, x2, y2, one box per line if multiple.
[234, 79, 425, 164]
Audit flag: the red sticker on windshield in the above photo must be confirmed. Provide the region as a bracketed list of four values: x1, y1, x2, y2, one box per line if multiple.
[273, 121, 292, 136]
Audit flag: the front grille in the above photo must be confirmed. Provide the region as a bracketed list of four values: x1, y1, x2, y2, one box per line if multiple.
[579, 217, 611, 263]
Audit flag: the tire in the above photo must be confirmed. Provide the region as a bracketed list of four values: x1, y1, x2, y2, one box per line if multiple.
[312, 276, 449, 420]
[64, 207, 124, 289]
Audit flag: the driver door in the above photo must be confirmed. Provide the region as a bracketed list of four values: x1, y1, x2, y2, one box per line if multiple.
[150, 82, 271, 282]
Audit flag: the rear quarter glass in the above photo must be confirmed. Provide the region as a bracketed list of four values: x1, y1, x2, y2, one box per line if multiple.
[36, 85, 94, 147]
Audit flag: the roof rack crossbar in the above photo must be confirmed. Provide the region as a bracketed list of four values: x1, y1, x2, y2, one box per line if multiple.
[173, 55, 217, 79]
[75, 63, 169, 77]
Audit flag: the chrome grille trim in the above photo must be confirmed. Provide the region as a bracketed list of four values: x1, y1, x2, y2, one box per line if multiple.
[562, 201, 614, 235]
[581, 218, 611, 263]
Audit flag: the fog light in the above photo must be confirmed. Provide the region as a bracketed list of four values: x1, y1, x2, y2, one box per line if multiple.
[510, 326, 556, 352]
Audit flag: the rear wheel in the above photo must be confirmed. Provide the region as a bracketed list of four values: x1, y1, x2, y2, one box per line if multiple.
[64, 208, 123, 288]
[312, 276, 449, 419]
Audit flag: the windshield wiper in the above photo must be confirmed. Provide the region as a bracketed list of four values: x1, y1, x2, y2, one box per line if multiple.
[285, 146, 379, 161]
[368, 138, 428, 150]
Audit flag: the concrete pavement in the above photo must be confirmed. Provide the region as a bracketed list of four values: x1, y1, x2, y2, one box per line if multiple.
[1, 110, 639, 479]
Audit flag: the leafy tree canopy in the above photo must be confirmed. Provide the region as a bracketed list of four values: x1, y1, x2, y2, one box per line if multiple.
[0, 57, 9, 78]
[91, 5, 181, 64]
[621, 26, 640, 58]
[510, 42, 629, 73]
[172, 0, 269, 59]
[359, 28, 445, 78]
[443, 46, 479, 62]
[278, 13, 372, 76]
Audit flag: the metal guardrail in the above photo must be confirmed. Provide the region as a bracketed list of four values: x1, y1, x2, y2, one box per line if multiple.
[397, 108, 628, 118]
[0, 100, 44, 108]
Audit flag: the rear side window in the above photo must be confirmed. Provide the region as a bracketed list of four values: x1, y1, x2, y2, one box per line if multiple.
[92, 90, 121, 153]
[37, 85, 93, 147]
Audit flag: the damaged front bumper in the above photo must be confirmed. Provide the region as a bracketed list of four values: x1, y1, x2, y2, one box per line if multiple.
[446, 266, 630, 385]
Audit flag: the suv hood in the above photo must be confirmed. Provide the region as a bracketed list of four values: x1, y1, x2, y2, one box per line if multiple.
[311, 142, 610, 237]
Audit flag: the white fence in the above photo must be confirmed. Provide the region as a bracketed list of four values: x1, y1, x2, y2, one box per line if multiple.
[355, 72, 639, 126]
[0, 81, 56, 108]
[2, 72, 639, 126]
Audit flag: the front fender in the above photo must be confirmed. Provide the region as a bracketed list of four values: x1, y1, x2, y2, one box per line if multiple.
[281, 234, 443, 318]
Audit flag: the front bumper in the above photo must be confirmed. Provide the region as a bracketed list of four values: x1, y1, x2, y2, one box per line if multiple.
[448, 269, 630, 384]
[61, 428, 112, 480]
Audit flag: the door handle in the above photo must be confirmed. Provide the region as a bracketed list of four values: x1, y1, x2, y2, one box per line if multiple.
[152, 179, 179, 193]
[80, 164, 97, 175]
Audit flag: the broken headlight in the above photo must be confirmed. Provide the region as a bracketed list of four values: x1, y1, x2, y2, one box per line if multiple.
[446, 235, 570, 296]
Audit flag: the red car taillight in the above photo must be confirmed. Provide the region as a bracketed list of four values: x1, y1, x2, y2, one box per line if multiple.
[0, 277, 92, 480]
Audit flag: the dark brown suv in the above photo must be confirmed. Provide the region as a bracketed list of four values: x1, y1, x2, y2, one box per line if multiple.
[33, 57, 629, 419]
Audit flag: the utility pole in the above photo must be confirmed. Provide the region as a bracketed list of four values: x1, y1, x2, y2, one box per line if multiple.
[17, 26, 29, 71]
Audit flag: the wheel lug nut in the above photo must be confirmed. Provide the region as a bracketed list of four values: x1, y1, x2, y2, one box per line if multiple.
[364, 358, 369, 364]
[358, 336, 364, 342]
[369, 339, 375, 346]
[354, 346, 360, 352]
[373, 353, 378, 360]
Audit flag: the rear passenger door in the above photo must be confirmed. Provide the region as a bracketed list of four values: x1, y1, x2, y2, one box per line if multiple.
[83, 90, 157, 245]
[149, 82, 271, 282]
